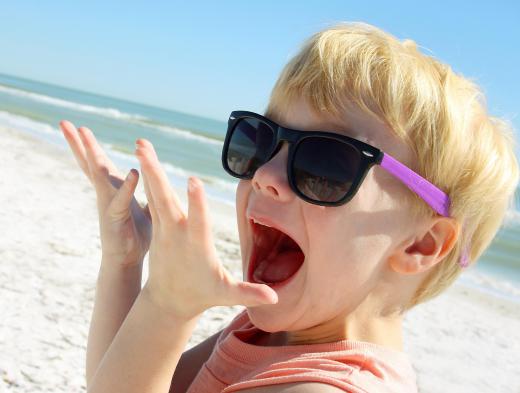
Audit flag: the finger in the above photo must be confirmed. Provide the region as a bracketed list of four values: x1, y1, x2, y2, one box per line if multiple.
[138, 161, 160, 226]
[77, 126, 120, 182]
[59, 120, 91, 181]
[108, 168, 139, 218]
[135, 139, 185, 223]
[143, 204, 152, 221]
[187, 177, 212, 240]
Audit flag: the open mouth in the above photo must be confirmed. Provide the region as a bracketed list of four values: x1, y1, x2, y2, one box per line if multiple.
[248, 219, 305, 287]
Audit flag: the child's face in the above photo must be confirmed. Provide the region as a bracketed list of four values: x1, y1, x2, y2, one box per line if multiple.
[235, 98, 418, 339]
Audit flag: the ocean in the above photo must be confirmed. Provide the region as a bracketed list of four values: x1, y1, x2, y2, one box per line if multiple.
[1, 73, 518, 301]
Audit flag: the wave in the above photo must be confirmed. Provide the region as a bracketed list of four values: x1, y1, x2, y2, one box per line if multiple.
[161, 162, 238, 192]
[0, 110, 238, 205]
[0, 110, 56, 135]
[102, 142, 236, 191]
[82, 144, 237, 205]
[0, 83, 224, 148]
[0, 112, 236, 208]
[152, 124, 223, 146]
[0, 84, 148, 122]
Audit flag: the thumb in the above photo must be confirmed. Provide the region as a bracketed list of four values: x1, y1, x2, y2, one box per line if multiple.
[229, 281, 279, 307]
[108, 169, 139, 217]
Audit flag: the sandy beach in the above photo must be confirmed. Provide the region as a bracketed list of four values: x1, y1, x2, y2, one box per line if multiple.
[1, 125, 519, 392]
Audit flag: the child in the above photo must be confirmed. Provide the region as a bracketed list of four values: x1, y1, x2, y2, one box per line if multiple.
[60, 22, 519, 393]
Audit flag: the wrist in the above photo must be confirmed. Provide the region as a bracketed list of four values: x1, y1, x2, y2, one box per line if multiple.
[140, 283, 203, 324]
[97, 260, 143, 286]
[100, 256, 144, 272]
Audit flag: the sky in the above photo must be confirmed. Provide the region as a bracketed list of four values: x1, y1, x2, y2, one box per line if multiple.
[0, 1, 519, 132]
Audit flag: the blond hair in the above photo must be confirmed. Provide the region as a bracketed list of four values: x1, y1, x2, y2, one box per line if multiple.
[265, 22, 519, 308]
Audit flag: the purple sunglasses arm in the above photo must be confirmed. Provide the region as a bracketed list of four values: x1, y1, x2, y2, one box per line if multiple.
[380, 153, 451, 217]
[380, 154, 471, 268]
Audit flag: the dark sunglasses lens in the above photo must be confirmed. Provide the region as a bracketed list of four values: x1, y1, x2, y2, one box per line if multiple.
[292, 137, 361, 202]
[226, 118, 274, 176]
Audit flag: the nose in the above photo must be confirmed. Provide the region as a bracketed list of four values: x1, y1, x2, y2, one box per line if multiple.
[251, 142, 293, 202]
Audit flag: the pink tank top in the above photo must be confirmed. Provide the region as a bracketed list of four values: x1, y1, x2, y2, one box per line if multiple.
[186, 309, 417, 393]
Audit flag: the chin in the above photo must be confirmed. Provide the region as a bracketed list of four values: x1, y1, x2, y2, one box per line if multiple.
[245, 306, 291, 332]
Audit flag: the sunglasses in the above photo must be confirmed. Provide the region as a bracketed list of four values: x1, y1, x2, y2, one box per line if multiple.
[222, 110, 450, 217]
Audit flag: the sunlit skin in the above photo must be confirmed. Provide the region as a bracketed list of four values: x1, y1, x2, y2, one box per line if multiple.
[58, 120, 280, 392]
[56, 98, 457, 391]
[60, 99, 458, 354]
[236, 98, 459, 349]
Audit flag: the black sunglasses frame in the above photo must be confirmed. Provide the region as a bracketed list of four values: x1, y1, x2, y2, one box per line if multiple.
[222, 110, 385, 207]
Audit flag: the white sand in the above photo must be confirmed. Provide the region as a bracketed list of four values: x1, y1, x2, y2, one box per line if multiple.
[0, 126, 519, 392]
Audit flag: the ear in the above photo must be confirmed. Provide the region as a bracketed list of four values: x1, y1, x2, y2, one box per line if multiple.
[388, 217, 460, 275]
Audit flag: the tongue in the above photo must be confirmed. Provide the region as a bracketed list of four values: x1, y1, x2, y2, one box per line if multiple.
[253, 250, 304, 284]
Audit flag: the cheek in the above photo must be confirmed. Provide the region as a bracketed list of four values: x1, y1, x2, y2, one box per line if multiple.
[303, 188, 394, 284]
[305, 223, 393, 313]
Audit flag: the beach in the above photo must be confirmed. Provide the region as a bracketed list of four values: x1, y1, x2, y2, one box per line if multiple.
[0, 125, 519, 392]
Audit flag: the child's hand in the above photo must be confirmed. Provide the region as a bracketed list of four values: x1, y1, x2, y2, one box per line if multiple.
[60, 121, 152, 269]
[134, 139, 278, 320]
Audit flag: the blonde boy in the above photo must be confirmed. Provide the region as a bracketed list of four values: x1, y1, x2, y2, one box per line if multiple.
[61, 22, 518, 393]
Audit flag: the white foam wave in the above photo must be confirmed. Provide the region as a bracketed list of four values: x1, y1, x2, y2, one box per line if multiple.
[153, 124, 223, 147]
[0, 84, 148, 122]
[0, 83, 225, 148]
[0, 110, 237, 207]
[205, 176, 239, 192]
[162, 162, 238, 192]
[80, 143, 237, 194]
[0, 110, 56, 135]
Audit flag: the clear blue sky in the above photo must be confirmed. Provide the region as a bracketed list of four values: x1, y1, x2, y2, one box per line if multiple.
[1, 0, 519, 132]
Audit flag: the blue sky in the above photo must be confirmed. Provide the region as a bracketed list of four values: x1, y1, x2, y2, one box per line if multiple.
[0, 0, 519, 132]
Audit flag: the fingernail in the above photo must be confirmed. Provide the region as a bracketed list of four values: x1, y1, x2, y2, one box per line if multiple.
[188, 177, 198, 193]
[126, 169, 135, 181]
[136, 138, 151, 147]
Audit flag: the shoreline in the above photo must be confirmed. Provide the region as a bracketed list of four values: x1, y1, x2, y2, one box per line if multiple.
[1, 125, 519, 392]
[0, 109, 238, 209]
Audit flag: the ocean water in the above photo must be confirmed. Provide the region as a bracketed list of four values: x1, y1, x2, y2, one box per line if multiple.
[1, 73, 518, 300]
[0, 73, 236, 205]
